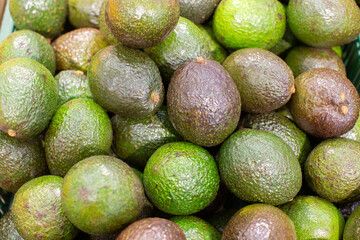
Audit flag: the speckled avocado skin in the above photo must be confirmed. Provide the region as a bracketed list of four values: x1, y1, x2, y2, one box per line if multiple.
[0, 212, 24, 240]
[68, 0, 105, 28]
[179, 0, 220, 24]
[98, 1, 118, 45]
[9, 0, 67, 39]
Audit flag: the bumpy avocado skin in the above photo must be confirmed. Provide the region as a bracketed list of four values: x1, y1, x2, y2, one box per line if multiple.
[0, 30, 56, 75]
[0, 212, 24, 240]
[198, 25, 227, 64]
[68, 0, 105, 28]
[45, 98, 113, 177]
[9, 0, 67, 38]
[343, 205, 360, 240]
[179, 0, 220, 24]
[98, 1, 118, 45]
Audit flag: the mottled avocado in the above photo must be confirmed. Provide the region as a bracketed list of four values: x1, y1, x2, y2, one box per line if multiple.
[179, 0, 220, 24]
[68, 0, 105, 28]
[98, 1, 118, 45]
[343, 205, 360, 240]
[0, 212, 24, 240]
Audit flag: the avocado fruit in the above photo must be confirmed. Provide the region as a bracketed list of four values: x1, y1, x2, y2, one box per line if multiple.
[341, 110, 360, 142]
[0, 30, 56, 75]
[9, 0, 67, 38]
[105, 0, 180, 48]
[0, 58, 58, 139]
[167, 58, 241, 147]
[179, 0, 220, 24]
[0, 211, 24, 240]
[343, 205, 360, 240]
[289, 68, 360, 138]
[0, 131, 48, 193]
[222, 203, 297, 240]
[98, 1, 118, 45]
[12, 175, 79, 240]
[88, 44, 164, 118]
[116, 217, 186, 240]
[68, 0, 105, 28]
[61, 155, 146, 235]
[52, 28, 109, 72]
[198, 25, 227, 64]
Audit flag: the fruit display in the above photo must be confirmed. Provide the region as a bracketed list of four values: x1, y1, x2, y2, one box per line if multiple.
[1, 0, 360, 239]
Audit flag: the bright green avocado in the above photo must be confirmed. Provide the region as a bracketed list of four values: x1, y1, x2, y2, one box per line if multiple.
[343, 205, 360, 240]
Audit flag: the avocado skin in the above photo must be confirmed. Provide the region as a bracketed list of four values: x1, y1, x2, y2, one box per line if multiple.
[144, 17, 212, 84]
[45, 98, 113, 177]
[9, 0, 67, 38]
[179, 0, 220, 24]
[0, 58, 58, 139]
[341, 111, 360, 142]
[0, 131, 48, 193]
[52, 28, 109, 72]
[117, 218, 186, 240]
[98, 1, 118, 45]
[198, 25, 227, 64]
[68, 0, 104, 28]
[343, 205, 360, 240]
[0, 30, 56, 75]
[222, 204, 297, 240]
[167, 58, 241, 147]
[0, 212, 24, 240]
[88, 44, 164, 118]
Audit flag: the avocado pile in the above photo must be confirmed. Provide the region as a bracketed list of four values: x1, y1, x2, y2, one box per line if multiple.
[1, 0, 360, 239]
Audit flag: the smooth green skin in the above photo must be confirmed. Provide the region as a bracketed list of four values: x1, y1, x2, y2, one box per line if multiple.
[9, 0, 67, 38]
[98, 1, 118, 45]
[12, 176, 79, 240]
[304, 138, 360, 203]
[241, 112, 312, 167]
[69, 0, 105, 28]
[170, 216, 221, 240]
[0, 58, 58, 139]
[54, 70, 94, 108]
[143, 142, 220, 215]
[222, 204, 297, 239]
[343, 205, 360, 240]
[0, 131, 48, 193]
[287, 0, 360, 48]
[88, 44, 164, 117]
[167, 58, 241, 147]
[198, 25, 227, 64]
[131, 168, 143, 182]
[223, 48, 295, 113]
[179, 0, 220, 24]
[0, 30, 56, 75]
[62, 155, 146, 235]
[285, 46, 347, 78]
[276, 103, 294, 121]
[52, 28, 109, 72]
[341, 111, 360, 142]
[213, 0, 286, 50]
[144, 17, 212, 83]
[106, 0, 179, 48]
[281, 195, 345, 240]
[45, 98, 112, 177]
[218, 129, 302, 206]
[332, 46, 343, 58]
[0, 212, 24, 240]
[111, 106, 182, 168]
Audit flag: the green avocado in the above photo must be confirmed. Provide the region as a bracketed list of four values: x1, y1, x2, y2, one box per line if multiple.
[98, 1, 118, 45]
[343, 205, 360, 240]
[68, 0, 105, 28]
[197, 25, 227, 64]
[341, 111, 360, 142]
[0, 212, 24, 240]
[179, 0, 220, 24]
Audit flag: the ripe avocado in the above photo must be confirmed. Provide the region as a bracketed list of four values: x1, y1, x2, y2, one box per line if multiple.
[0, 131, 48, 193]
[98, 1, 118, 45]
[68, 0, 104, 28]
[0, 30, 56, 75]
[0, 212, 24, 240]
[52, 28, 109, 72]
[218, 129, 302, 206]
[0, 58, 58, 139]
[116, 218, 186, 240]
[167, 58, 241, 147]
[179, 0, 220, 24]
[198, 25, 227, 64]
[88, 44, 164, 118]
[105, 0, 179, 48]
[343, 205, 360, 240]
[45, 98, 113, 177]
[222, 204, 297, 239]
[9, 0, 67, 38]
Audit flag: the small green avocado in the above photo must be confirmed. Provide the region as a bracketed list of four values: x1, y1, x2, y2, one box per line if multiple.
[68, 0, 105, 28]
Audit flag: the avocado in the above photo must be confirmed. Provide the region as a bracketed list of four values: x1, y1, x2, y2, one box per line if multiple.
[223, 48, 295, 113]
[170, 216, 221, 240]
[341, 111, 360, 142]
[116, 217, 186, 240]
[45, 98, 112, 177]
[0, 30, 56, 75]
[88, 44, 164, 117]
[105, 0, 179, 48]
[144, 17, 212, 84]
[68, 0, 105, 28]
[52, 28, 109, 72]
[9, 0, 67, 39]
[222, 204, 297, 239]
[0, 131, 48, 193]
[205, 208, 239, 234]
[304, 138, 360, 203]
[143, 142, 220, 215]
[285, 46, 347, 77]
[0, 58, 58, 139]
[218, 129, 302, 206]
[11, 175, 79, 240]
[61, 155, 146, 235]
[281, 195, 345, 239]
[179, 0, 220, 24]
[269, 23, 298, 56]
[98, 1, 118, 45]
[240, 112, 312, 167]
[289, 68, 360, 138]
[111, 106, 182, 168]
[0, 212, 24, 240]
[287, 0, 360, 47]
[197, 25, 227, 64]
[54, 70, 94, 108]
[167, 58, 241, 147]
[343, 205, 360, 240]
